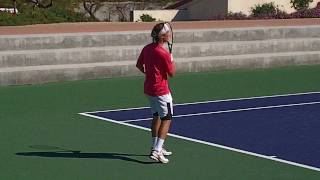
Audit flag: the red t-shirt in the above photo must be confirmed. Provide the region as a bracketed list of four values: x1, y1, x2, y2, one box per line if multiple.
[137, 43, 174, 96]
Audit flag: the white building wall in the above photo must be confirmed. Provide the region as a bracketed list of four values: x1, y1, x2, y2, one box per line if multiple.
[133, 10, 186, 22]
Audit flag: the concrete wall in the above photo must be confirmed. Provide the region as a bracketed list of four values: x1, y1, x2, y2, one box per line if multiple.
[133, 9, 189, 22]
[1, 25, 320, 86]
[228, 0, 319, 15]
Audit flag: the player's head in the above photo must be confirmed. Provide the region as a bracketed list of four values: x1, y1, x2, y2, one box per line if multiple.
[151, 22, 171, 43]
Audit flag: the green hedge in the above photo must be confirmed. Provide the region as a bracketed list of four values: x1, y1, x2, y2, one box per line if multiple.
[0, 6, 93, 26]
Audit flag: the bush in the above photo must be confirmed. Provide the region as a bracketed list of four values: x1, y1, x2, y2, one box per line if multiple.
[0, 13, 18, 26]
[272, 10, 291, 19]
[251, 2, 278, 18]
[140, 14, 156, 22]
[290, 0, 313, 10]
[0, 4, 93, 26]
[291, 4, 320, 18]
[44, 6, 90, 23]
[210, 12, 248, 20]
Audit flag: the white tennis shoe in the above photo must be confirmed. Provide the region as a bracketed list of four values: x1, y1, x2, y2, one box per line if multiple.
[150, 150, 169, 164]
[161, 147, 172, 156]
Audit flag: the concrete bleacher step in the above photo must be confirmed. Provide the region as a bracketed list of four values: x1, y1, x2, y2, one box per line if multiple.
[1, 51, 319, 86]
[0, 45, 142, 68]
[1, 25, 320, 51]
[0, 31, 150, 51]
[174, 38, 320, 58]
[175, 51, 320, 72]
[1, 38, 320, 68]
[0, 61, 136, 85]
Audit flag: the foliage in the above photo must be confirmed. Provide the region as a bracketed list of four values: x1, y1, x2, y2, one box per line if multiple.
[290, 0, 313, 10]
[1, 0, 319, 26]
[140, 13, 156, 22]
[0, 0, 178, 25]
[251, 2, 278, 17]
[211, 12, 248, 20]
[291, 3, 320, 18]
[210, 1, 320, 20]
[0, 3, 92, 26]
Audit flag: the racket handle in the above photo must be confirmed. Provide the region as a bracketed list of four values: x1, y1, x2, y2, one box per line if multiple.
[170, 54, 173, 62]
[168, 42, 173, 54]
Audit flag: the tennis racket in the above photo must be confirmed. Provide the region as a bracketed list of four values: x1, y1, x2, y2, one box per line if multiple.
[166, 22, 174, 54]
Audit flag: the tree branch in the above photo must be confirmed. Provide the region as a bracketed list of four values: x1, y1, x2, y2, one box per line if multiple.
[83, 0, 101, 21]
[27, 0, 53, 9]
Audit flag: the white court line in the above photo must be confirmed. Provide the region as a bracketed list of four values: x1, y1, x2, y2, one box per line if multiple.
[79, 112, 320, 172]
[79, 92, 320, 171]
[121, 101, 320, 123]
[82, 91, 320, 114]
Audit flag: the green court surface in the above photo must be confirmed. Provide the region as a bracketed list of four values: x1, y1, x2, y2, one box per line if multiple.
[1, 65, 320, 179]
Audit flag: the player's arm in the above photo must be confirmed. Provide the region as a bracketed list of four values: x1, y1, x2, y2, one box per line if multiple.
[164, 54, 175, 77]
[167, 61, 175, 77]
[136, 62, 145, 74]
[136, 49, 145, 74]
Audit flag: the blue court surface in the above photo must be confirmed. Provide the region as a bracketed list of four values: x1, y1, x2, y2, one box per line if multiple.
[80, 92, 320, 171]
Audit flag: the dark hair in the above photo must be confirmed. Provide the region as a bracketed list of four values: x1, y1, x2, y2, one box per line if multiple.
[151, 22, 166, 43]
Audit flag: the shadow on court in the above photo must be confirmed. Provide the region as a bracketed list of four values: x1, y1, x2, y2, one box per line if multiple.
[16, 147, 158, 164]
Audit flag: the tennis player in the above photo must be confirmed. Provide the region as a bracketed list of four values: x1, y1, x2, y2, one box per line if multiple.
[136, 22, 175, 164]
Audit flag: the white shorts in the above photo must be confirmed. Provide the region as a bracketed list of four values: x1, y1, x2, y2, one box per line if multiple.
[147, 93, 173, 120]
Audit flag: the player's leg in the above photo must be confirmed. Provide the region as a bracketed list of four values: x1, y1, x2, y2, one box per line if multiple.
[158, 119, 171, 140]
[150, 94, 173, 163]
[150, 119, 171, 163]
[158, 94, 173, 142]
[155, 115, 173, 156]
[148, 96, 163, 156]
[159, 95, 173, 137]
[151, 114, 161, 149]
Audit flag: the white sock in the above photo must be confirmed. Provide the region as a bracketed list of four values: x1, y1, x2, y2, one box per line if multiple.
[152, 137, 158, 150]
[154, 138, 165, 152]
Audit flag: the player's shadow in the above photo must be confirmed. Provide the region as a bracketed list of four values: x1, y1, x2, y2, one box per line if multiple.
[16, 151, 158, 164]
